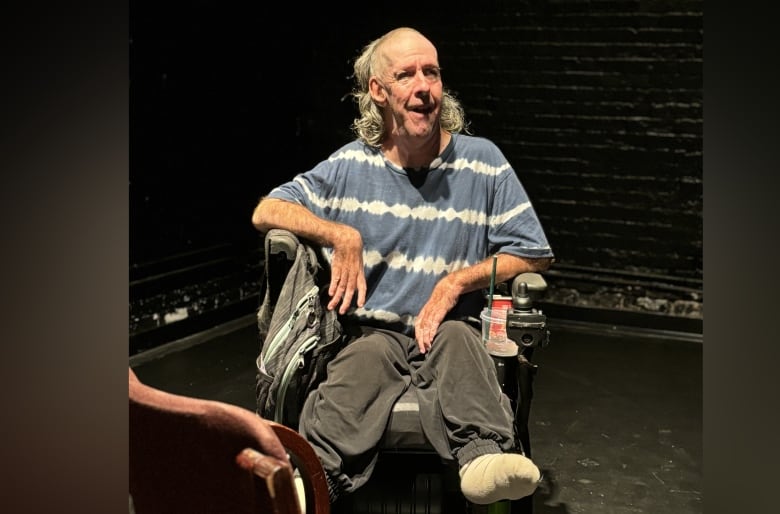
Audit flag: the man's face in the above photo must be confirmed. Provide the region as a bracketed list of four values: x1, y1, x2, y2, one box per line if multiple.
[370, 33, 443, 142]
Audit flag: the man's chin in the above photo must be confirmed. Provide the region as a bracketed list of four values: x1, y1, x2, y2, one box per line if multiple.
[406, 122, 436, 139]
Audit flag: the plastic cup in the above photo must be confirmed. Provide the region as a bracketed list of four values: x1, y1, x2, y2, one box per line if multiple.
[480, 308, 518, 357]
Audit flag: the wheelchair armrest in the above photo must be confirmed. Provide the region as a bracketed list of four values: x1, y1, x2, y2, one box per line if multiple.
[265, 229, 301, 262]
[512, 272, 547, 293]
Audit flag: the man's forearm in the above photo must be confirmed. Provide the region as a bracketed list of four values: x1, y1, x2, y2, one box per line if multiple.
[253, 197, 367, 312]
[442, 253, 553, 298]
[251, 197, 351, 248]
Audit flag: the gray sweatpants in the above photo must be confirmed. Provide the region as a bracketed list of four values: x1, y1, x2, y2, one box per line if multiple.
[298, 319, 516, 498]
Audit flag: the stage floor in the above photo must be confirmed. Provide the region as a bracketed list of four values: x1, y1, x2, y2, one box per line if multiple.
[130, 316, 702, 514]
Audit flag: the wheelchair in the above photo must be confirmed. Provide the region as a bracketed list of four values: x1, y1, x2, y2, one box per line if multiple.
[256, 229, 550, 514]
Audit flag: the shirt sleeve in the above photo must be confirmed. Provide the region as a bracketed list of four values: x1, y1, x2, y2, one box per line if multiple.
[489, 165, 554, 259]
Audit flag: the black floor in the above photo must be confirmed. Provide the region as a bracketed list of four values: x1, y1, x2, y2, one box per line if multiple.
[129, 316, 702, 514]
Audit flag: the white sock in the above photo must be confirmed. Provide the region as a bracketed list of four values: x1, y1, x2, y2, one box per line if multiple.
[294, 475, 306, 513]
[459, 453, 541, 505]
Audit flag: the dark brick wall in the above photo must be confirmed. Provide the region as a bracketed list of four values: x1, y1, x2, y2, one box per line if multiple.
[423, 2, 703, 282]
[131, 1, 702, 322]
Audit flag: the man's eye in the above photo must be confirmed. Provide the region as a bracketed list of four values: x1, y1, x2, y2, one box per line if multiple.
[393, 68, 441, 86]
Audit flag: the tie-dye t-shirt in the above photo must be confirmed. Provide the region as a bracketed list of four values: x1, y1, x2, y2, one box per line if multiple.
[266, 133, 553, 335]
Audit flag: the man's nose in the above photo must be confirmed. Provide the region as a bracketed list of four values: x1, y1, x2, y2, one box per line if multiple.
[416, 88, 430, 101]
[412, 69, 432, 89]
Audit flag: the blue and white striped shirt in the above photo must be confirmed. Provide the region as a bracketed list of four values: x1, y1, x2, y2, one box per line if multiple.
[267, 133, 553, 335]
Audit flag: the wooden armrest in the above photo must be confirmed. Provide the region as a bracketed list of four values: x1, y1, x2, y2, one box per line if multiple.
[236, 448, 300, 514]
[270, 421, 331, 514]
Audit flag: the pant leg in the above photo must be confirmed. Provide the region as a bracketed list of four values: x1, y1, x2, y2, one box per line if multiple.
[298, 327, 412, 497]
[412, 320, 516, 467]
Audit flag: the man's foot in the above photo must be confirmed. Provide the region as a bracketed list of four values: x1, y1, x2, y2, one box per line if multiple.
[459, 453, 541, 505]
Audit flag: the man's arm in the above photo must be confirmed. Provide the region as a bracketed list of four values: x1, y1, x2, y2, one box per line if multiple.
[251, 197, 367, 314]
[414, 253, 553, 353]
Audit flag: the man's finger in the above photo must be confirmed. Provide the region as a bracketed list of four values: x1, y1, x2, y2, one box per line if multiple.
[340, 287, 354, 314]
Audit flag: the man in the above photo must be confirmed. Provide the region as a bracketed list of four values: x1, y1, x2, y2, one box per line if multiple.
[252, 27, 554, 507]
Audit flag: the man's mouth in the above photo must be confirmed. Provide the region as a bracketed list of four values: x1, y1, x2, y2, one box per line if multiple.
[409, 105, 434, 115]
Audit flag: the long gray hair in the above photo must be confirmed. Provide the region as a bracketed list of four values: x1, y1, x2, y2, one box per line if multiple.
[349, 28, 471, 147]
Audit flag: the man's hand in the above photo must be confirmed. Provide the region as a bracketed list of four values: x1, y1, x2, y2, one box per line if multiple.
[414, 278, 461, 353]
[252, 197, 368, 315]
[412, 252, 552, 353]
[327, 227, 367, 314]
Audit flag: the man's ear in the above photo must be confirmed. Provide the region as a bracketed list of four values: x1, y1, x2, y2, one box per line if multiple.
[368, 77, 388, 105]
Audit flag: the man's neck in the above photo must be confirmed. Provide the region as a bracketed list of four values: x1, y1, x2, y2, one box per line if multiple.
[382, 131, 451, 169]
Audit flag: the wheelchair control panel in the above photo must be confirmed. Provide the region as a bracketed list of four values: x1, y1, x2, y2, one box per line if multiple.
[506, 278, 550, 349]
